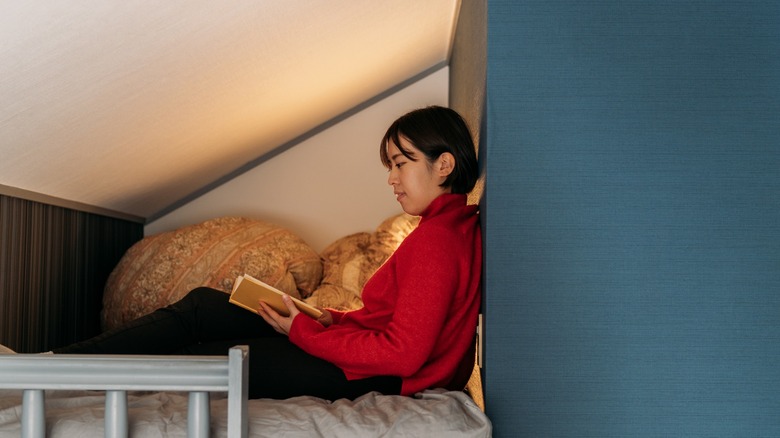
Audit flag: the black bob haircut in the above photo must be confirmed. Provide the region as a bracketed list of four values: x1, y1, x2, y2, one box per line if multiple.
[380, 106, 478, 195]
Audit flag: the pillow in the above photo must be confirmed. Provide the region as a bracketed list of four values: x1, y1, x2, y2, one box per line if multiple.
[305, 213, 420, 311]
[102, 217, 322, 330]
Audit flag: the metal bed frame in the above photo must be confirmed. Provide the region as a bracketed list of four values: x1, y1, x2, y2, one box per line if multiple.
[0, 345, 248, 438]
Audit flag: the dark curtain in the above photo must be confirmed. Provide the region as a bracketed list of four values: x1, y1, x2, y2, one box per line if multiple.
[0, 194, 142, 352]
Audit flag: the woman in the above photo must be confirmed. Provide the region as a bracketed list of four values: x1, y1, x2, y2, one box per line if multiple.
[47, 105, 482, 401]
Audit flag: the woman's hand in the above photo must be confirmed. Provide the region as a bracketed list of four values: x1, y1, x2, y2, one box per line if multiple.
[316, 308, 333, 327]
[257, 294, 300, 336]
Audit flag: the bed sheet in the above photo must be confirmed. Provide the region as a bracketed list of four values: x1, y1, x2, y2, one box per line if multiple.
[0, 388, 490, 437]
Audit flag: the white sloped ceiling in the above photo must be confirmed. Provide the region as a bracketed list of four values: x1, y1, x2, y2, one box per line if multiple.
[0, 0, 458, 219]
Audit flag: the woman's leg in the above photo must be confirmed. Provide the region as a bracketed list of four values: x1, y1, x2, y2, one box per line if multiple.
[53, 286, 400, 400]
[53, 287, 277, 354]
[179, 337, 402, 400]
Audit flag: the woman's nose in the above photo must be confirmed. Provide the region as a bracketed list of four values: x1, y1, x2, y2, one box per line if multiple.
[387, 168, 397, 185]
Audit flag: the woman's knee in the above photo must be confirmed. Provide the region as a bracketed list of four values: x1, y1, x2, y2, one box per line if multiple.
[172, 286, 226, 310]
[189, 286, 222, 297]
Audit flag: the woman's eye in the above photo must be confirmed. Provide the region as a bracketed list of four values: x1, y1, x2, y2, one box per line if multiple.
[395, 162, 405, 168]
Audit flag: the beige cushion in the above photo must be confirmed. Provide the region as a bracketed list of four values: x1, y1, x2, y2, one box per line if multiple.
[305, 213, 419, 311]
[102, 217, 322, 330]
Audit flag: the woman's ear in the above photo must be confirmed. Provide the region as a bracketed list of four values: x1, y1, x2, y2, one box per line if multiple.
[436, 152, 456, 177]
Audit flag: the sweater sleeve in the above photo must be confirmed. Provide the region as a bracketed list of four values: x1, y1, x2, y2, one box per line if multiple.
[289, 226, 460, 378]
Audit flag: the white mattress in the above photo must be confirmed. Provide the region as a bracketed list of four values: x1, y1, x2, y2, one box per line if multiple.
[0, 388, 491, 437]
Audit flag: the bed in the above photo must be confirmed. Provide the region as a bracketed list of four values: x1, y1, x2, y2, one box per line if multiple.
[0, 214, 490, 437]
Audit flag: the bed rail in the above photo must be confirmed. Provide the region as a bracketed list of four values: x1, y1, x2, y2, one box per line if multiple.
[0, 345, 248, 438]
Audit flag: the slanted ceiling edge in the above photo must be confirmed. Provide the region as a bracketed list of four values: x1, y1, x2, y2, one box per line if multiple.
[0, 183, 145, 223]
[0, 62, 450, 225]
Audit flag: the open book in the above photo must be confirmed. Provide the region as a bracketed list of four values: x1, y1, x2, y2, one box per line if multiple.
[229, 274, 323, 319]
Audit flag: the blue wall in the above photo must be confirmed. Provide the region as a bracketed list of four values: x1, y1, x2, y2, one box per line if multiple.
[484, 1, 780, 436]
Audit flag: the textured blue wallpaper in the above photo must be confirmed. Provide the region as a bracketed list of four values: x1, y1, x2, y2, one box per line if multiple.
[485, 1, 779, 436]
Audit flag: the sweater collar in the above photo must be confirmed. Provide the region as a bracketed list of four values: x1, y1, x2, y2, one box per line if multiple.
[418, 193, 469, 219]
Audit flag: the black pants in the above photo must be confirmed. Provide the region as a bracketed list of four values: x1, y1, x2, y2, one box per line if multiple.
[54, 287, 401, 400]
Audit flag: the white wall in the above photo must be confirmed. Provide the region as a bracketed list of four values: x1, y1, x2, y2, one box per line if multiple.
[145, 67, 448, 252]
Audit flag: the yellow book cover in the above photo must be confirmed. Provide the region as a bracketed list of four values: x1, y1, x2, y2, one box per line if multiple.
[229, 274, 322, 319]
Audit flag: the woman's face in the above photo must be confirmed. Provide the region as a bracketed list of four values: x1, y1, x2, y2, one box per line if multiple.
[386, 137, 451, 216]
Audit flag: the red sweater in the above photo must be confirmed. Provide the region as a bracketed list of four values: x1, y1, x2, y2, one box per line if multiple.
[289, 193, 482, 395]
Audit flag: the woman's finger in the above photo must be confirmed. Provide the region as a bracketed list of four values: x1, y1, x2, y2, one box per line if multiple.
[257, 299, 295, 335]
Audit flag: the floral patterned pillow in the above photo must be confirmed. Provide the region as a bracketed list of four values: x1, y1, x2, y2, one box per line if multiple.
[305, 213, 420, 311]
[101, 217, 322, 330]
